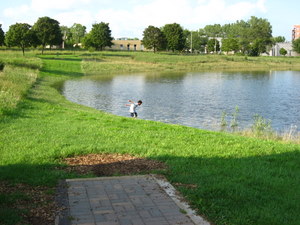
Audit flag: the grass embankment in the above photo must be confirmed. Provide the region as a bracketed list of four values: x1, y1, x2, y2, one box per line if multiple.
[0, 51, 300, 225]
[0, 52, 42, 115]
[81, 51, 300, 75]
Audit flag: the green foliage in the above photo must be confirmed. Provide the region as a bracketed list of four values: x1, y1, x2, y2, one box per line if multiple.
[70, 23, 86, 44]
[60, 25, 72, 48]
[251, 114, 274, 137]
[5, 23, 35, 56]
[32, 16, 62, 54]
[83, 22, 113, 51]
[207, 39, 220, 53]
[222, 20, 250, 39]
[0, 61, 4, 71]
[272, 36, 286, 43]
[0, 52, 41, 115]
[201, 16, 272, 55]
[142, 25, 166, 52]
[221, 38, 239, 53]
[1, 54, 300, 225]
[247, 16, 272, 42]
[220, 111, 228, 128]
[203, 24, 223, 37]
[248, 39, 270, 56]
[185, 30, 208, 52]
[162, 23, 185, 52]
[0, 24, 4, 46]
[279, 47, 288, 56]
[230, 106, 239, 130]
[1, 53, 300, 225]
[292, 38, 300, 53]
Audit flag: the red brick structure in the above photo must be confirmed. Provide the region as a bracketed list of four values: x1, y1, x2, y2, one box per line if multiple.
[292, 25, 300, 40]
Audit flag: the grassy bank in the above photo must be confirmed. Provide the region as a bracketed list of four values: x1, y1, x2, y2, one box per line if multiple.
[81, 51, 300, 75]
[0, 51, 300, 225]
[0, 52, 42, 115]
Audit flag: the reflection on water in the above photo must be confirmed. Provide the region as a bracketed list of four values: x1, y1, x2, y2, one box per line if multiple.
[62, 71, 300, 132]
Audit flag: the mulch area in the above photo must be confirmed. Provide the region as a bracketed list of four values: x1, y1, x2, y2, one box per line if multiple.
[0, 182, 59, 225]
[0, 153, 167, 225]
[64, 153, 167, 176]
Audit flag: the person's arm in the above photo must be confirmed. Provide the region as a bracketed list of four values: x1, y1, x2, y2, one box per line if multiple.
[125, 100, 134, 106]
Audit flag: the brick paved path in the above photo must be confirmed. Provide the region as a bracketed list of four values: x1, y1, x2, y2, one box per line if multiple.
[61, 175, 209, 225]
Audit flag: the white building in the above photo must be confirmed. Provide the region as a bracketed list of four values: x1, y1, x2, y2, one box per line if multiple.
[270, 42, 300, 57]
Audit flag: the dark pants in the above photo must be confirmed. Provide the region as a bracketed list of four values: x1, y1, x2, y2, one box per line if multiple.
[130, 112, 137, 117]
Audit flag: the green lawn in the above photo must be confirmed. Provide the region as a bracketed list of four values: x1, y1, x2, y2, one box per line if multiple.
[0, 51, 300, 225]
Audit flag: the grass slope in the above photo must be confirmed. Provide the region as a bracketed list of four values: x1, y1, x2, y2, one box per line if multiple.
[0, 52, 300, 225]
[81, 51, 300, 75]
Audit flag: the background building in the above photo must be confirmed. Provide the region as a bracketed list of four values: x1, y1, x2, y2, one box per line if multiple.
[292, 25, 300, 40]
[106, 39, 147, 51]
[270, 42, 299, 56]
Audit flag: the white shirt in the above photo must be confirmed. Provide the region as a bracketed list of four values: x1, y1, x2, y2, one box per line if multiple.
[129, 103, 138, 113]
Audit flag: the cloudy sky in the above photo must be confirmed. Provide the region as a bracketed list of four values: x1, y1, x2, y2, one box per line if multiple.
[0, 0, 299, 41]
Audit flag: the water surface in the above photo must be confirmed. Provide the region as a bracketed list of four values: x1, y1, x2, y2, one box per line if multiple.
[62, 71, 300, 132]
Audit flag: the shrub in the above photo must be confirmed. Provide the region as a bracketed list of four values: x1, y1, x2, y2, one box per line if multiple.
[251, 114, 274, 137]
[279, 48, 287, 56]
[0, 61, 4, 71]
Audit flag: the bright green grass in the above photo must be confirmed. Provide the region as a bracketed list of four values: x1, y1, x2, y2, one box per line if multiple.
[0, 52, 300, 225]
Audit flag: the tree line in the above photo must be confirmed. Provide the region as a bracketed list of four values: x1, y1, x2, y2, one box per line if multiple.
[0, 16, 113, 55]
[142, 16, 300, 56]
[0, 16, 300, 56]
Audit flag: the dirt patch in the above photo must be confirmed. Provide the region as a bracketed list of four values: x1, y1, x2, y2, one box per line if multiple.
[64, 153, 167, 176]
[0, 182, 59, 225]
[0, 153, 167, 225]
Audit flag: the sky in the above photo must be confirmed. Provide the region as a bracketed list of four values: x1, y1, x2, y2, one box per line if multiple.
[0, 0, 299, 41]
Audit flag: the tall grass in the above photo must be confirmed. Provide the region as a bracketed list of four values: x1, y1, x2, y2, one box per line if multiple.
[81, 51, 300, 76]
[0, 52, 41, 115]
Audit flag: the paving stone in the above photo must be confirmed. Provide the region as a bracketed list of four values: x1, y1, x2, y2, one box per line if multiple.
[62, 175, 207, 225]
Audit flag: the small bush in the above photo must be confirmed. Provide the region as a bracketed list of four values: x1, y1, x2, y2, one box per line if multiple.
[251, 114, 274, 137]
[0, 61, 5, 71]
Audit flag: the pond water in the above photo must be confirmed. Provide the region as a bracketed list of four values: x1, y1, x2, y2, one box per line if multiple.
[62, 71, 300, 132]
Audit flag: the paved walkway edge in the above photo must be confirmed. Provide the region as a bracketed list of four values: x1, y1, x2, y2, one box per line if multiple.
[56, 175, 210, 225]
[152, 175, 210, 225]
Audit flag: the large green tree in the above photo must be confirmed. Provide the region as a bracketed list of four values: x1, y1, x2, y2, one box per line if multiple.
[162, 23, 185, 52]
[221, 38, 239, 54]
[185, 30, 208, 53]
[70, 23, 86, 45]
[207, 39, 220, 53]
[292, 38, 300, 54]
[142, 25, 166, 53]
[247, 16, 272, 42]
[5, 23, 34, 55]
[203, 24, 223, 37]
[272, 36, 286, 43]
[83, 22, 113, 51]
[202, 17, 272, 55]
[32, 16, 62, 54]
[0, 25, 4, 46]
[60, 25, 71, 49]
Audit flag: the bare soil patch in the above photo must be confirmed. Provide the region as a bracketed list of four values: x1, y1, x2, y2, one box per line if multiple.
[64, 153, 167, 176]
[0, 182, 58, 225]
[0, 153, 167, 225]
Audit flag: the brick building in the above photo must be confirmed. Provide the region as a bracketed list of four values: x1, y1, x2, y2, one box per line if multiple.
[292, 25, 300, 40]
[106, 38, 148, 51]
